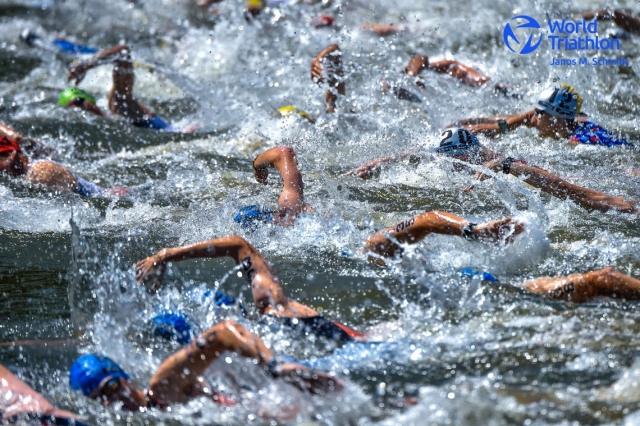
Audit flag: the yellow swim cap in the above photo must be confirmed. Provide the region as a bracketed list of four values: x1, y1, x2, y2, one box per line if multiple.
[278, 105, 311, 120]
[245, 0, 264, 8]
[559, 83, 583, 115]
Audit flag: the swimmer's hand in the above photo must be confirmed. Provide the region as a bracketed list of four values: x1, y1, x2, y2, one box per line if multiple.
[310, 43, 341, 84]
[67, 62, 90, 85]
[271, 362, 344, 395]
[135, 252, 167, 292]
[343, 162, 380, 179]
[474, 217, 525, 245]
[254, 164, 269, 184]
[584, 194, 639, 214]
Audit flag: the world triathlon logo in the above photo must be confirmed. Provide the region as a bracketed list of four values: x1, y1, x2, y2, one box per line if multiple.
[503, 15, 543, 54]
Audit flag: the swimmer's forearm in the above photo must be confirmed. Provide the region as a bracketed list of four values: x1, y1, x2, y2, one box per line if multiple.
[82, 45, 132, 68]
[611, 10, 640, 34]
[159, 237, 245, 263]
[150, 320, 273, 403]
[365, 211, 468, 257]
[502, 161, 638, 213]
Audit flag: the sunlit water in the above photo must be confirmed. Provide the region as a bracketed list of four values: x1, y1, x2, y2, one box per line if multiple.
[1, 0, 640, 424]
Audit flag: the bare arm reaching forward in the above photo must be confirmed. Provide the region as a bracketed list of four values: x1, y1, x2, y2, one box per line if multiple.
[523, 267, 640, 302]
[484, 158, 639, 214]
[136, 235, 318, 318]
[365, 211, 524, 258]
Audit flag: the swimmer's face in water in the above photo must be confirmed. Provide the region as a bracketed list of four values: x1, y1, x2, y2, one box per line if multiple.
[0, 150, 29, 177]
[90, 376, 148, 411]
[66, 97, 104, 116]
[532, 110, 573, 139]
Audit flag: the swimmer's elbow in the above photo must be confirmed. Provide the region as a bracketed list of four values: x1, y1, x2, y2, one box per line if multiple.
[277, 146, 296, 159]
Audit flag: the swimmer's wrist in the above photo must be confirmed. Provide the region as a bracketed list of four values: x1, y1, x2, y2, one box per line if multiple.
[502, 157, 515, 175]
[461, 223, 477, 240]
[497, 119, 508, 134]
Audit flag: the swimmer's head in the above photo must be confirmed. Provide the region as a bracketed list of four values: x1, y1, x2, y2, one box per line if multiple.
[0, 136, 28, 177]
[70, 354, 147, 410]
[60, 88, 103, 116]
[151, 311, 193, 345]
[59, 88, 96, 107]
[234, 205, 274, 230]
[245, 0, 264, 14]
[434, 128, 480, 157]
[0, 136, 22, 155]
[533, 85, 582, 138]
[535, 85, 582, 120]
[277, 105, 314, 123]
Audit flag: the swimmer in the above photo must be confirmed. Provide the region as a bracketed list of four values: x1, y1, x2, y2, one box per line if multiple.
[580, 9, 640, 36]
[237, 146, 313, 227]
[71, 320, 342, 411]
[311, 44, 345, 113]
[345, 128, 639, 214]
[364, 223, 640, 302]
[0, 121, 56, 158]
[65, 45, 190, 132]
[136, 235, 365, 343]
[0, 135, 129, 197]
[0, 364, 88, 425]
[449, 85, 633, 147]
[404, 55, 512, 95]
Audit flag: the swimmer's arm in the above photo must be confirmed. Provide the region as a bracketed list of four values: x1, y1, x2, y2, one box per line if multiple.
[428, 59, 491, 87]
[0, 365, 81, 421]
[582, 9, 640, 35]
[463, 112, 535, 138]
[149, 320, 273, 405]
[342, 151, 420, 179]
[68, 45, 132, 84]
[405, 55, 429, 76]
[252, 146, 302, 185]
[361, 23, 407, 35]
[365, 211, 475, 258]
[310, 43, 341, 84]
[490, 157, 639, 213]
[136, 235, 279, 290]
[448, 111, 534, 130]
[522, 267, 640, 303]
[364, 211, 524, 258]
[197, 0, 223, 6]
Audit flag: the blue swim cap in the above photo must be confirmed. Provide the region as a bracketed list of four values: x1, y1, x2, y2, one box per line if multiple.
[234, 205, 274, 229]
[70, 354, 130, 396]
[151, 311, 193, 345]
[458, 267, 499, 282]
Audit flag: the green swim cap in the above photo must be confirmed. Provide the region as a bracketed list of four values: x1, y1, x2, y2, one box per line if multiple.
[59, 88, 96, 107]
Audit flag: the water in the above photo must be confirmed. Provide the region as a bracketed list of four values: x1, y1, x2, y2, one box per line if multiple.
[1, 0, 640, 424]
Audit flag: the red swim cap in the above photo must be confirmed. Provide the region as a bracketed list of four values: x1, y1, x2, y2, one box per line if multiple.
[0, 136, 22, 154]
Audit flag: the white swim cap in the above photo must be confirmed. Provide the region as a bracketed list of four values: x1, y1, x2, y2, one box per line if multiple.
[536, 86, 579, 120]
[435, 128, 480, 156]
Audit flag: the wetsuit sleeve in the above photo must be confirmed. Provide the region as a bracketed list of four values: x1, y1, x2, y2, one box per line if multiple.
[133, 115, 178, 132]
[73, 175, 105, 197]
